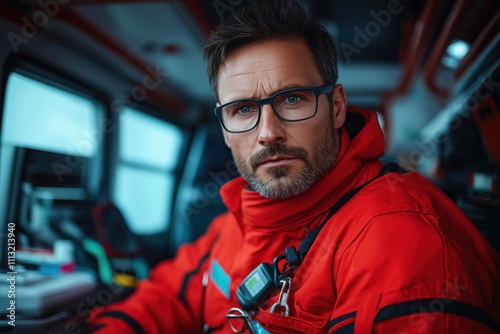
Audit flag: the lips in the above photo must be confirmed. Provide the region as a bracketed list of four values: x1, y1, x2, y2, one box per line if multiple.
[257, 155, 297, 167]
[249, 144, 308, 170]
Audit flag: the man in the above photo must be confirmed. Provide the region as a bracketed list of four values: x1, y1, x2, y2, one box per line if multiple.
[89, 1, 499, 333]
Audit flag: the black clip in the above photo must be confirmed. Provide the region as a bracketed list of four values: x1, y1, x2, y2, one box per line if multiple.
[284, 246, 301, 267]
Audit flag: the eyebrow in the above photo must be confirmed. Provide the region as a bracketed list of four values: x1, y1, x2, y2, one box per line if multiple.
[228, 83, 316, 102]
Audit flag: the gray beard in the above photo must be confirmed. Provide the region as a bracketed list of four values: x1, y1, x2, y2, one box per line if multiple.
[234, 124, 338, 199]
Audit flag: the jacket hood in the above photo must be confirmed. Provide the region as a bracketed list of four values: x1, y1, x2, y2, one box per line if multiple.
[220, 106, 385, 237]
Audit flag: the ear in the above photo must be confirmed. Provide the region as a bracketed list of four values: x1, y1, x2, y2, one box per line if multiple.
[332, 84, 347, 129]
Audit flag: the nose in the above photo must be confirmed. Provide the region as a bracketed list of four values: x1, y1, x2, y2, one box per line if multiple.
[257, 104, 286, 146]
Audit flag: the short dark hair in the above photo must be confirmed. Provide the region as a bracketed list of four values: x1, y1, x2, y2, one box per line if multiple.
[203, 0, 338, 101]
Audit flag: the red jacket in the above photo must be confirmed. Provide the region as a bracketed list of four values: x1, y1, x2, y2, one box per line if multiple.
[89, 107, 500, 333]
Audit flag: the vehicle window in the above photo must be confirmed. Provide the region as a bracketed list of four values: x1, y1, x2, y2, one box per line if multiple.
[113, 108, 183, 234]
[0, 71, 101, 230]
[2, 72, 98, 156]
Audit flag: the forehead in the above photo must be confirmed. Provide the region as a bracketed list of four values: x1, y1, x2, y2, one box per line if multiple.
[217, 39, 323, 103]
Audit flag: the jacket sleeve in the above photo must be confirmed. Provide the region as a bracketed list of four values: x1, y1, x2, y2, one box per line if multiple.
[329, 211, 500, 334]
[87, 214, 227, 334]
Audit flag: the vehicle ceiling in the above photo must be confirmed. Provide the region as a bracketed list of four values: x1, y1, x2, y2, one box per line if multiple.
[67, 0, 423, 104]
[3, 0, 498, 157]
[3, 0, 425, 111]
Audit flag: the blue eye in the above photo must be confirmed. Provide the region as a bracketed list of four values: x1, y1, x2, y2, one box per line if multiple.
[222, 101, 258, 118]
[238, 105, 252, 114]
[285, 95, 300, 104]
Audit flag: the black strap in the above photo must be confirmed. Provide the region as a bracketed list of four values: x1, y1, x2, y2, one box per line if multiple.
[375, 298, 500, 331]
[329, 299, 500, 333]
[96, 311, 145, 334]
[291, 163, 404, 266]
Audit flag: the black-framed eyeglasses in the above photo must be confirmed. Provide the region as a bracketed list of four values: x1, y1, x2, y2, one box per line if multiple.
[214, 83, 334, 133]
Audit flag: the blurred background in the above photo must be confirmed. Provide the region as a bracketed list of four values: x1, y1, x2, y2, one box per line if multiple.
[0, 0, 498, 332]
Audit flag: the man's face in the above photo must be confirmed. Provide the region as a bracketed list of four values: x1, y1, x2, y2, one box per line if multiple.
[217, 39, 346, 198]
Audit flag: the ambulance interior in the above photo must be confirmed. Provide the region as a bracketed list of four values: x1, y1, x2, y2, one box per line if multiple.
[0, 0, 498, 332]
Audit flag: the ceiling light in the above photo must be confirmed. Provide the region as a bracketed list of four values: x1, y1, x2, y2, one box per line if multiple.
[442, 39, 470, 69]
